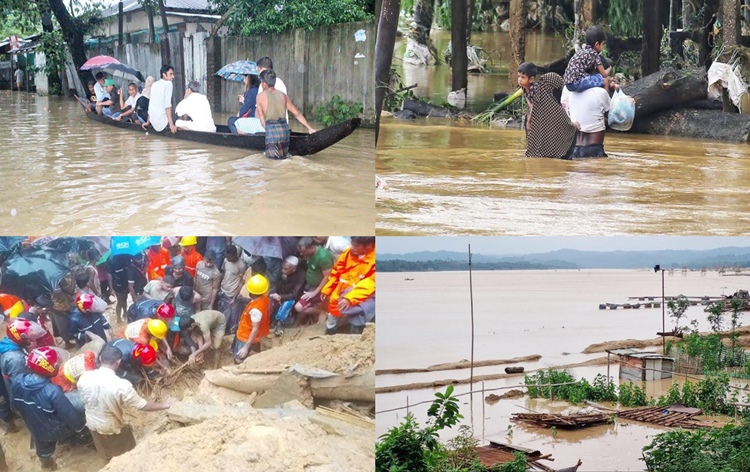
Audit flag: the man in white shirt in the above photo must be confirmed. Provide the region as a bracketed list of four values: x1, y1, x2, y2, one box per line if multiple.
[114, 83, 141, 122]
[175, 80, 217, 132]
[142, 64, 176, 134]
[561, 86, 612, 158]
[77, 345, 173, 460]
[256, 56, 288, 121]
[14, 66, 24, 91]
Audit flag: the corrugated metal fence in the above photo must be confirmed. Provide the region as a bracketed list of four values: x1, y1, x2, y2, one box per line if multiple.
[80, 21, 374, 120]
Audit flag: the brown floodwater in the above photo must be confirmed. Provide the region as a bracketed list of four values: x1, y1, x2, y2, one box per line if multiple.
[376, 270, 745, 470]
[376, 121, 750, 235]
[0, 91, 374, 235]
[396, 31, 565, 110]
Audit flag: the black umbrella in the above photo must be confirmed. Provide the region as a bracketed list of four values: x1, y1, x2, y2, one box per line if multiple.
[103, 63, 146, 83]
[0, 249, 72, 301]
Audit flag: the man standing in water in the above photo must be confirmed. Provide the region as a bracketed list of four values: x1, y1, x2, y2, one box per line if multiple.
[142, 65, 177, 134]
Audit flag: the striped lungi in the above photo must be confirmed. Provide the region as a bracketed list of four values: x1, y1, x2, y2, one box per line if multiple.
[264, 118, 290, 159]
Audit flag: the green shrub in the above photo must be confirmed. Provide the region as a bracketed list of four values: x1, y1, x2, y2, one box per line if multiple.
[314, 95, 363, 127]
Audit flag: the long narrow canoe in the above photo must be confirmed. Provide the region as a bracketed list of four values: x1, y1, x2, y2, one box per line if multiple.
[85, 112, 361, 156]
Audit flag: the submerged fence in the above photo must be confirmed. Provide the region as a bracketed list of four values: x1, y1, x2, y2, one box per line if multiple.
[78, 21, 375, 120]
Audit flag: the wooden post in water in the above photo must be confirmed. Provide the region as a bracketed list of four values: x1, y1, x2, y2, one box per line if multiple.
[468, 244, 475, 431]
[118, 1, 124, 48]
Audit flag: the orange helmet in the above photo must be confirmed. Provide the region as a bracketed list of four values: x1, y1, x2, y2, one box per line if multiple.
[27, 347, 61, 377]
[76, 293, 95, 312]
[132, 343, 157, 367]
[6, 318, 46, 345]
[156, 303, 175, 320]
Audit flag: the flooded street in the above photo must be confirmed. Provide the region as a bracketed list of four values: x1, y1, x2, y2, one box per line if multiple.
[397, 31, 565, 110]
[0, 91, 374, 234]
[376, 270, 745, 470]
[376, 122, 750, 235]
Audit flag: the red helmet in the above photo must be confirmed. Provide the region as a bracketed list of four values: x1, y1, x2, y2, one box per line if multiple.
[132, 343, 157, 367]
[156, 303, 175, 320]
[6, 319, 46, 345]
[76, 293, 95, 312]
[27, 347, 61, 377]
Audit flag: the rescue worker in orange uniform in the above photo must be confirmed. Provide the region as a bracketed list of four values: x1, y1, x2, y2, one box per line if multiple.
[321, 236, 376, 335]
[179, 236, 203, 277]
[232, 275, 271, 363]
[146, 243, 171, 281]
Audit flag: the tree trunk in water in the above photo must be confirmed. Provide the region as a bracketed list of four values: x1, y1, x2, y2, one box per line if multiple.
[722, 0, 741, 47]
[580, 0, 581, 51]
[622, 67, 708, 117]
[682, 0, 693, 29]
[38, 4, 61, 94]
[642, 0, 662, 76]
[158, 0, 171, 57]
[45, 0, 89, 90]
[509, 0, 526, 88]
[405, 0, 436, 65]
[147, 4, 156, 43]
[451, 0, 468, 96]
[582, 0, 596, 26]
[634, 109, 750, 141]
[699, 0, 719, 67]
[375, 0, 401, 144]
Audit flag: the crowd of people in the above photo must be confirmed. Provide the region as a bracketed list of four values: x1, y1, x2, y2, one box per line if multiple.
[77, 56, 316, 159]
[0, 236, 375, 469]
[519, 26, 618, 159]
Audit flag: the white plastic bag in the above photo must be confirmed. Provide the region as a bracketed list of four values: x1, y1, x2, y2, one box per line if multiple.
[608, 89, 636, 131]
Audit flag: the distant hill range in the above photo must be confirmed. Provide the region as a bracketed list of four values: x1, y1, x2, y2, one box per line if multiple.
[378, 247, 750, 272]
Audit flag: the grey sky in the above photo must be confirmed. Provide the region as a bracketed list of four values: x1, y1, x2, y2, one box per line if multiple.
[376, 237, 750, 255]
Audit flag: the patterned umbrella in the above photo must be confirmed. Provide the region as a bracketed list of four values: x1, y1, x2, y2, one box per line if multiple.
[80, 55, 120, 70]
[110, 236, 160, 256]
[215, 60, 259, 82]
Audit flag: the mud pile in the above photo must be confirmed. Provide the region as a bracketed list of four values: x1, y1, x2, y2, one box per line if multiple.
[102, 407, 374, 472]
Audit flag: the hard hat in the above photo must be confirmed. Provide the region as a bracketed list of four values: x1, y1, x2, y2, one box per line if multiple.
[149, 339, 159, 351]
[76, 293, 95, 312]
[6, 318, 46, 345]
[245, 274, 269, 296]
[156, 303, 175, 319]
[132, 343, 157, 367]
[179, 236, 198, 246]
[27, 347, 60, 377]
[147, 319, 168, 339]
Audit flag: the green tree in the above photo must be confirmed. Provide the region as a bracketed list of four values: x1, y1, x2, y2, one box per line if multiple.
[208, 0, 373, 36]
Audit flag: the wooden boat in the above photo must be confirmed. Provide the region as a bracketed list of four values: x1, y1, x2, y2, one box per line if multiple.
[85, 112, 361, 155]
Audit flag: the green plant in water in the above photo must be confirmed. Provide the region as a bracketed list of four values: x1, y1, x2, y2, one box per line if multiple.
[314, 95, 363, 127]
[667, 295, 690, 333]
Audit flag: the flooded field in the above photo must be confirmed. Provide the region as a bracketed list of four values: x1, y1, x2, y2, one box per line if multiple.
[396, 31, 565, 111]
[376, 122, 750, 235]
[376, 270, 747, 470]
[0, 91, 374, 235]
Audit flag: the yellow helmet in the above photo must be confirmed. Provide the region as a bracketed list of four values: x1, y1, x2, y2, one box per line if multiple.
[147, 319, 168, 340]
[246, 274, 269, 296]
[149, 339, 159, 351]
[179, 236, 198, 246]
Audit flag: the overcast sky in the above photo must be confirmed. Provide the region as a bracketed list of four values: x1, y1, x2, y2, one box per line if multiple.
[376, 237, 750, 255]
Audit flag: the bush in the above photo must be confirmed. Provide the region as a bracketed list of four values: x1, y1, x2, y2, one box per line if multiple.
[314, 95, 363, 127]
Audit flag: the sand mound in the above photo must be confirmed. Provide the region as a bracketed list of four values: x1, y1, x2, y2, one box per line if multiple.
[582, 337, 662, 353]
[101, 409, 374, 472]
[235, 324, 375, 375]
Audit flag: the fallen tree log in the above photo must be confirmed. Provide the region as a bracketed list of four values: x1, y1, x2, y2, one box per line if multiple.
[204, 367, 375, 403]
[310, 368, 375, 403]
[402, 99, 452, 118]
[633, 109, 750, 142]
[623, 68, 708, 118]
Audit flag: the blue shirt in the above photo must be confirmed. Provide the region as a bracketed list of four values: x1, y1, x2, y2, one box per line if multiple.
[239, 87, 258, 118]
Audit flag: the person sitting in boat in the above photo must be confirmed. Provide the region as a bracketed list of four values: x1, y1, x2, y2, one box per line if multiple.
[256, 69, 316, 159]
[228, 73, 264, 135]
[142, 65, 177, 134]
[87, 81, 97, 112]
[134, 76, 154, 125]
[99, 80, 123, 119]
[174, 80, 216, 133]
[114, 83, 141, 123]
[94, 72, 107, 115]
